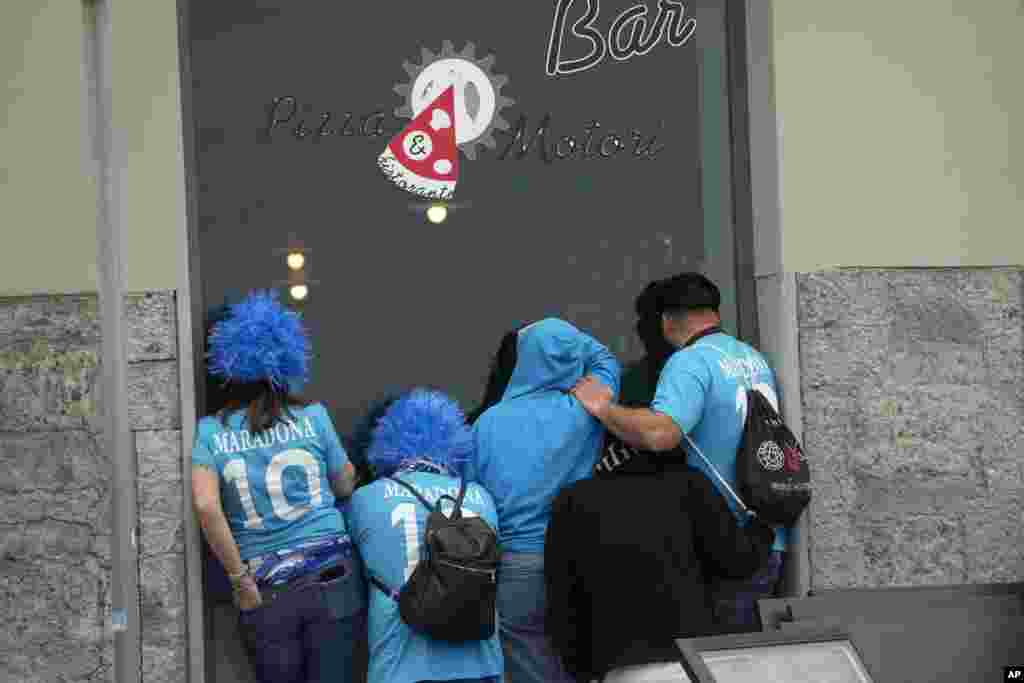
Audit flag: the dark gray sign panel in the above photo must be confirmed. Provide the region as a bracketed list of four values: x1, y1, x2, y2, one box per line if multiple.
[187, 0, 714, 431]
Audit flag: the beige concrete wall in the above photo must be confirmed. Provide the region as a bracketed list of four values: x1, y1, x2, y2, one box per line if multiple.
[0, 1, 187, 297]
[0, 3, 98, 296]
[7, 1, 1022, 294]
[773, 0, 1024, 272]
[113, 0, 187, 293]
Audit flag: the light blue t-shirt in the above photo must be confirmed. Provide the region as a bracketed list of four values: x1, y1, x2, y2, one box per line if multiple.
[345, 471, 503, 683]
[651, 333, 788, 550]
[191, 403, 350, 560]
[469, 318, 621, 553]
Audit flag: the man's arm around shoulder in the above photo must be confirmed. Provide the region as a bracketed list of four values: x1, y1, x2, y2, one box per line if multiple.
[572, 376, 682, 452]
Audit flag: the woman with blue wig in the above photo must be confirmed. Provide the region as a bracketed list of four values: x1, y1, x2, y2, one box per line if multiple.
[468, 318, 621, 683]
[191, 291, 366, 683]
[345, 389, 503, 683]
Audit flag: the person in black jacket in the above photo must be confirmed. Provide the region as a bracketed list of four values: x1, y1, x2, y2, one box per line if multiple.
[545, 280, 775, 682]
[545, 455, 775, 682]
[593, 279, 687, 479]
[617, 279, 677, 408]
[573, 274, 790, 632]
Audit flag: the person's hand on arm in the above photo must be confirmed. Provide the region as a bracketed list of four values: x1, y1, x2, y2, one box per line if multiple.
[191, 463, 262, 610]
[578, 331, 622, 397]
[571, 376, 682, 452]
[329, 462, 358, 500]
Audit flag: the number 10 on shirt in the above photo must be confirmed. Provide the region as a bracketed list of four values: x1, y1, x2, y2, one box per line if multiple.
[222, 448, 324, 529]
[391, 502, 477, 582]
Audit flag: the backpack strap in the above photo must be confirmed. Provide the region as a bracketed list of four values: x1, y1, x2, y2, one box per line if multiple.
[681, 432, 751, 516]
[388, 475, 470, 518]
[680, 341, 759, 517]
[386, 476, 435, 510]
[430, 477, 469, 518]
[370, 477, 434, 604]
[369, 575, 401, 602]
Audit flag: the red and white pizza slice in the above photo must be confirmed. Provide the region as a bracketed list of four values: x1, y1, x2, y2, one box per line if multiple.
[377, 85, 459, 199]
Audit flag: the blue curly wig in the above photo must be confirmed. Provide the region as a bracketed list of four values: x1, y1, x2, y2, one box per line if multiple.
[206, 290, 311, 389]
[367, 388, 473, 478]
[345, 391, 406, 470]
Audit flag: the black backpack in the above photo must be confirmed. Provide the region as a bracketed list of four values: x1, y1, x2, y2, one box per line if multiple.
[370, 476, 500, 642]
[736, 389, 811, 527]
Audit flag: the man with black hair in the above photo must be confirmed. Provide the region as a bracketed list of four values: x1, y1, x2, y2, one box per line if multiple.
[573, 273, 789, 631]
[592, 278, 688, 478]
[618, 279, 677, 408]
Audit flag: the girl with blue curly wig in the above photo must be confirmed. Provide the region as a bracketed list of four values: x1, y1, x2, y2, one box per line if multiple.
[344, 388, 504, 683]
[191, 290, 366, 683]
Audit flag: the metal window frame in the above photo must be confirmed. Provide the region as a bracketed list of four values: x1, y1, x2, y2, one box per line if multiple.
[173, 0, 210, 681]
[87, 0, 207, 680]
[83, 2, 145, 682]
[736, 0, 812, 599]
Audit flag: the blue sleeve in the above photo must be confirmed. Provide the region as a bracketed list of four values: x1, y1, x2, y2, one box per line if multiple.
[191, 425, 216, 469]
[463, 452, 478, 484]
[651, 353, 711, 434]
[314, 405, 350, 478]
[474, 485, 499, 530]
[344, 491, 369, 546]
[580, 331, 622, 396]
[466, 421, 487, 484]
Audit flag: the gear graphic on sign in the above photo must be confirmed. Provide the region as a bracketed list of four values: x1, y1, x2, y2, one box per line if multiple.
[757, 441, 785, 471]
[393, 41, 515, 161]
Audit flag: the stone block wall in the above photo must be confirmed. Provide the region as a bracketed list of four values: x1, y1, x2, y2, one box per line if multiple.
[0, 292, 186, 683]
[797, 268, 1024, 590]
[5, 274, 1023, 676]
[129, 294, 187, 683]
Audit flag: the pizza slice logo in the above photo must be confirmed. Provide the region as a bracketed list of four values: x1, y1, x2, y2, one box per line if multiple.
[378, 41, 514, 200]
[378, 86, 459, 200]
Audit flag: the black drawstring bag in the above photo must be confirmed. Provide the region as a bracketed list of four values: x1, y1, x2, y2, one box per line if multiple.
[736, 389, 811, 527]
[370, 476, 500, 642]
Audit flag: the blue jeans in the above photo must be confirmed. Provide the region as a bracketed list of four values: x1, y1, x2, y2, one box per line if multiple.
[497, 552, 574, 683]
[710, 550, 785, 631]
[239, 557, 368, 683]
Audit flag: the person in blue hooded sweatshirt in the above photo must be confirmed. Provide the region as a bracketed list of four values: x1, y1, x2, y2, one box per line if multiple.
[467, 318, 621, 683]
[345, 388, 503, 683]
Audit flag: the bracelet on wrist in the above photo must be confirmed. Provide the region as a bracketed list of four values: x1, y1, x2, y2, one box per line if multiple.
[227, 564, 252, 586]
[231, 576, 257, 592]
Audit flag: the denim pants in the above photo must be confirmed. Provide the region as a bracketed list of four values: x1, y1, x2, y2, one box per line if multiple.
[709, 550, 785, 631]
[497, 552, 575, 683]
[239, 556, 368, 683]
